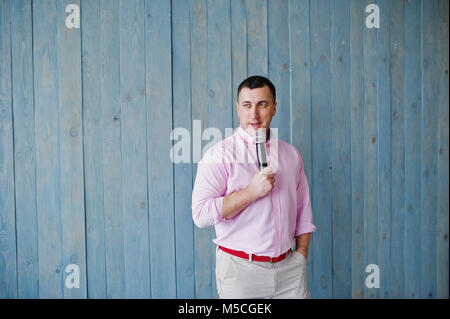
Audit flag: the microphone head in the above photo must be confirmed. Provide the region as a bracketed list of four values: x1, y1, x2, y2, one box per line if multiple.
[254, 128, 266, 144]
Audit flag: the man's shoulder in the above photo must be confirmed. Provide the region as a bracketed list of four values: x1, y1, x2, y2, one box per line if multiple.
[200, 134, 235, 164]
[276, 139, 302, 158]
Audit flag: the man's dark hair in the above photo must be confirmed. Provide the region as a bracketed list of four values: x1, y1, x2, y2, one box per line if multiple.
[237, 75, 276, 102]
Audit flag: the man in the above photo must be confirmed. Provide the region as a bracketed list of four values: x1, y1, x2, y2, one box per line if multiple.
[191, 75, 316, 299]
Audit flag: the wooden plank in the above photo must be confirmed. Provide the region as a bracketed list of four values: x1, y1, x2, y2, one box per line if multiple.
[376, 0, 391, 299]
[206, 0, 232, 299]
[190, 0, 212, 299]
[310, 0, 332, 299]
[268, 0, 290, 143]
[81, 0, 107, 298]
[10, 0, 38, 299]
[330, 0, 351, 298]
[246, 0, 268, 77]
[437, 0, 449, 300]
[100, 0, 126, 299]
[56, 0, 87, 299]
[421, 0, 439, 299]
[388, 0, 405, 299]
[119, 0, 150, 298]
[0, 0, 18, 299]
[172, 0, 195, 299]
[289, 0, 313, 291]
[145, 0, 176, 298]
[33, 0, 63, 298]
[403, 0, 422, 299]
[349, 0, 364, 299]
[362, 0, 378, 299]
[231, 0, 247, 128]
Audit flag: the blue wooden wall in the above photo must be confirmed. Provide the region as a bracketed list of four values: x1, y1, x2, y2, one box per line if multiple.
[0, 0, 448, 299]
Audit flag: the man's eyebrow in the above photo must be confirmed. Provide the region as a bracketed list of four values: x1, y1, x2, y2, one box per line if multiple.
[241, 100, 269, 104]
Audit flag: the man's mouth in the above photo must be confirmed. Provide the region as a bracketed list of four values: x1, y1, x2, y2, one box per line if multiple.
[249, 122, 262, 128]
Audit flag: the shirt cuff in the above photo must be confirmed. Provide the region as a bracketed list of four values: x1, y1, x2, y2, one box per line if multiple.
[212, 196, 226, 225]
[294, 222, 317, 237]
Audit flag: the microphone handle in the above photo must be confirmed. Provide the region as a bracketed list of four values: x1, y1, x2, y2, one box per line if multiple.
[256, 143, 268, 171]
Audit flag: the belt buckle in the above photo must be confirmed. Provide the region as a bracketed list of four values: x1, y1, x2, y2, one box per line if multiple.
[269, 257, 273, 263]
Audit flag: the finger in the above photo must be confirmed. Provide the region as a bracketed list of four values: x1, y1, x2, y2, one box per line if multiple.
[260, 166, 273, 175]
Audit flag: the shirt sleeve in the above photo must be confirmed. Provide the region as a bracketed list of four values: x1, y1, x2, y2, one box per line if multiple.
[191, 147, 228, 228]
[294, 150, 317, 236]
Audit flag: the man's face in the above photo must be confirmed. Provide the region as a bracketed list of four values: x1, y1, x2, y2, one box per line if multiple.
[236, 85, 277, 138]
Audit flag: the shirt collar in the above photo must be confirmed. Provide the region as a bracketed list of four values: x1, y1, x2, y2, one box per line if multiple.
[236, 126, 275, 145]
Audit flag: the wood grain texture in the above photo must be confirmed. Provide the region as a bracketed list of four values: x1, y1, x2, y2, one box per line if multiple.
[388, 0, 405, 298]
[404, 0, 422, 299]
[246, 0, 268, 78]
[363, 0, 379, 299]
[289, 0, 313, 290]
[57, 0, 87, 299]
[437, 0, 449, 300]
[99, 0, 126, 299]
[376, 0, 391, 299]
[206, 0, 232, 299]
[0, 0, 17, 299]
[172, 0, 195, 299]
[268, 0, 290, 143]
[231, 0, 247, 128]
[310, 0, 333, 299]
[350, 0, 365, 299]
[33, 0, 63, 298]
[145, 0, 176, 298]
[330, 0, 351, 298]
[191, 0, 213, 299]
[81, 0, 106, 299]
[421, 0, 439, 299]
[10, 0, 38, 299]
[120, 0, 150, 298]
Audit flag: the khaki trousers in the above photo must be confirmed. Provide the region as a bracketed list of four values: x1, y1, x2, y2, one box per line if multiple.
[215, 247, 311, 299]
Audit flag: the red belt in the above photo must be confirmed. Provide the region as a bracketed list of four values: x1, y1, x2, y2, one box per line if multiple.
[219, 246, 290, 263]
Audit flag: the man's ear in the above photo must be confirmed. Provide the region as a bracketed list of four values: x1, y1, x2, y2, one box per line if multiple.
[272, 101, 277, 116]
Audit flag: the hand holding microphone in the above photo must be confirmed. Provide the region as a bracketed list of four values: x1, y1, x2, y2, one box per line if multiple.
[246, 166, 275, 201]
[245, 128, 275, 201]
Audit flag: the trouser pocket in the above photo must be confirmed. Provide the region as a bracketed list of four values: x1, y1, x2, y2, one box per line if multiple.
[215, 248, 233, 283]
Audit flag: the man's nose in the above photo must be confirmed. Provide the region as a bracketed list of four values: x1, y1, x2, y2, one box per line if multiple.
[250, 106, 259, 118]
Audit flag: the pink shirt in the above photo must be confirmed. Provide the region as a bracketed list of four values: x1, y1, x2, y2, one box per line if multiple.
[191, 126, 316, 257]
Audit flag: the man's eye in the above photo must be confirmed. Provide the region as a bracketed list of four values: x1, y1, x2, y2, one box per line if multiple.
[260, 103, 267, 107]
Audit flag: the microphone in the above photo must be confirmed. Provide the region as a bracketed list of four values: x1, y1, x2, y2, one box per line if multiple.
[254, 128, 268, 171]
